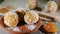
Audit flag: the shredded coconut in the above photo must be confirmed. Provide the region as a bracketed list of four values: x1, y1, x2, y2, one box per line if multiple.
[25, 24, 36, 30]
[7, 27, 20, 32]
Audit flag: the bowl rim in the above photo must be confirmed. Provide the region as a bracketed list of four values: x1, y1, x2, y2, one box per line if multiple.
[0, 17, 42, 34]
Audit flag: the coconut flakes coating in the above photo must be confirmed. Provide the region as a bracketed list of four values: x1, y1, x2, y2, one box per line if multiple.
[4, 11, 18, 27]
[45, 1, 58, 14]
[24, 10, 39, 24]
[27, 0, 38, 9]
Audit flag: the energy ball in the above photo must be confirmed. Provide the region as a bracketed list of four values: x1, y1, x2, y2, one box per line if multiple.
[24, 10, 39, 24]
[4, 11, 18, 27]
[45, 1, 58, 14]
[27, 0, 38, 9]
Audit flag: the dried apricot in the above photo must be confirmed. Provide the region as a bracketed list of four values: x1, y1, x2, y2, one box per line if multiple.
[0, 8, 8, 13]
[43, 22, 57, 32]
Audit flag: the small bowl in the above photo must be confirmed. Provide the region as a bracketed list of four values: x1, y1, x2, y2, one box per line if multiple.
[0, 17, 42, 34]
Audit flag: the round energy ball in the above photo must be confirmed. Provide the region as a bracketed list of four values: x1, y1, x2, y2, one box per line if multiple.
[27, 0, 38, 9]
[24, 10, 39, 24]
[45, 1, 58, 14]
[4, 11, 18, 27]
